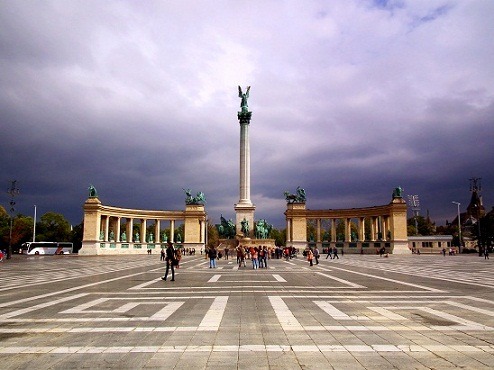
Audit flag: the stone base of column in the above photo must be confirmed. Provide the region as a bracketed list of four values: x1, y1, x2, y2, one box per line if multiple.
[234, 203, 256, 238]
[79, 241, 99, 255]
[391, 240, 411, 254]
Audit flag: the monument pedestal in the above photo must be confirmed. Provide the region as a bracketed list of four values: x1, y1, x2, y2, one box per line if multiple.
[285, 202, 307, 249]
[234, 203, 255, 238]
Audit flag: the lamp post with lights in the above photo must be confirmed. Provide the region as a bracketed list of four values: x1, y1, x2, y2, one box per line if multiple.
[407, 195, 420, 235]
[33, 205, 37, 242]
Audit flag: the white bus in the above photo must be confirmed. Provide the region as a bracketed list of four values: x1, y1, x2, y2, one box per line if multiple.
[21, 242, 73, 255]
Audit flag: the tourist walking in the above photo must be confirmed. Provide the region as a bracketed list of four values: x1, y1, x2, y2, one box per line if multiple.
[484, 247, 489, 260]
[314, 247, 320, 265]
[332, 247, 339, 259]
[161, 241, 177, 282]
[326, 247, 332, 259]
[237, 246, 246, 267]
[251, 247, 258, 269]
[208, 247, 217, 268]
[307, 248, 314, 266]
[175, 248, 182, 268]
[258, 246, 265, 268]
[262, 246, 268, 268]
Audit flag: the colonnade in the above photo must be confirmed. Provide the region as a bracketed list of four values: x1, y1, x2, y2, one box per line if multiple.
[284, 194, 409, 254]
[305, 215, 391, 243]
[81, 197, 206, 255]
[99, 215, 184, 244]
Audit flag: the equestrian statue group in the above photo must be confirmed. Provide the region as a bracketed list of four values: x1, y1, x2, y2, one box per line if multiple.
[284, 186, 306, 204]
[216, 215, 273, 240]
[184, 188, 206, 205]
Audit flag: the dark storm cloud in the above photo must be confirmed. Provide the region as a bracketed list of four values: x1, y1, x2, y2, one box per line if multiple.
[1, 0, 494, 229]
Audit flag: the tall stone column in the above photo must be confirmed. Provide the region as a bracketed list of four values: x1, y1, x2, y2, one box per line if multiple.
[316, 219, 321, 243]
[170, 220, 175, 243]
[116, 217, 121, 242]
[234, 87, 255, 236]
[155, 220, 160, 243]
[105, 216, 110, 241]
[331, 220, 336, 243]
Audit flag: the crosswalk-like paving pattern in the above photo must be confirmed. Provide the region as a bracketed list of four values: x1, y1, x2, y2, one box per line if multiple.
[1, 254, 494, 369]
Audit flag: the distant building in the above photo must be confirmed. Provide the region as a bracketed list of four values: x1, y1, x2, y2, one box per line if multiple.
[408, 235, 453, 254]
[450, 180, 485, 250]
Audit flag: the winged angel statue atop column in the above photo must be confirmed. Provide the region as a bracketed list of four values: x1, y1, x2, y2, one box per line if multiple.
[238, 86, 251, 113]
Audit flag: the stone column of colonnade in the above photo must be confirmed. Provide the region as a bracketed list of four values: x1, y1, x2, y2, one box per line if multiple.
[316, 219, 321, 243]
[331, 219, 336, 243]
[155, 220, 160, 244]
[170, 220, 174, 243]
[370, 216, 377, 241]
[358, 217, 365, 241]
[127, 219, 133, 242]
[115, 218, 121, 242]
[286, 219, 291, 244]
[105, 216, 110, 241]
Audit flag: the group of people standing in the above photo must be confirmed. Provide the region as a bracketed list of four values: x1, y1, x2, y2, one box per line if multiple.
[234, 245, 269, 269]
[161, 242, 343, 280]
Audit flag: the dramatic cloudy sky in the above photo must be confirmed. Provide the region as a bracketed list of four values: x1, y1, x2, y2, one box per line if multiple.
[1, 0, 493, 229]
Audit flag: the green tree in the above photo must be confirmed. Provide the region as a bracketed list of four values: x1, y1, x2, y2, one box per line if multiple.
[335, 220, 345, 241]
[36, 212, 71, 242]
[12, 215, 34, 249]
[364, 218, 372, 240]
[0, 206, 10, 247]
[407, 216, 435, 236]
[269, 227, 285, 246]
[71, 221, 84, 253]
[0, 211, 33, 252]
[307, 220, 316, 242]
[175, 224, 184, 243]
[207, 222, 219, 248]
[474, 211, 494, 254]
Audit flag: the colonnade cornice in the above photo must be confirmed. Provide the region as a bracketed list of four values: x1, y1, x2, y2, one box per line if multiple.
[285, 203, 406, 219]
[97, 204, 186, 220]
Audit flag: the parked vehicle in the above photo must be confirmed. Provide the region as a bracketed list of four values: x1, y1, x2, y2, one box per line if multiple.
[20, 242, 73, 255]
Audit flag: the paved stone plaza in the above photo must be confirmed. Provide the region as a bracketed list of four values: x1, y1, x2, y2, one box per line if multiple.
[1, 253, 494, 369]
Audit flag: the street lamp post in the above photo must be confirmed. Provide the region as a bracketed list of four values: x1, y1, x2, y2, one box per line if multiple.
[452, 201, 461, 254]
[407, 195, 420, 235]
[33, 205, 37, 242]
[7, 180, 20, 260]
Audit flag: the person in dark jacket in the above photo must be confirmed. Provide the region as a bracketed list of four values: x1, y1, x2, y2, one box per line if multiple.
[208, 247, 217, 268]
[161, 241, 177, 281]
